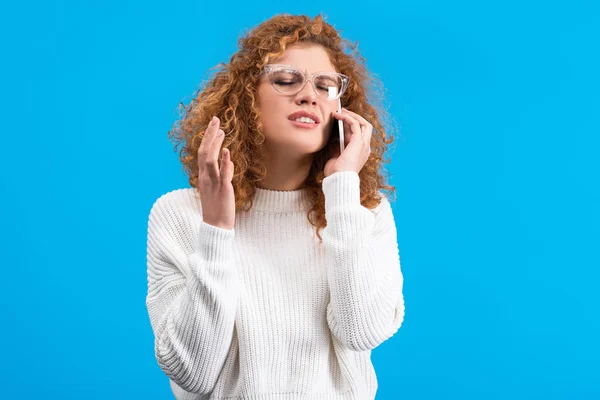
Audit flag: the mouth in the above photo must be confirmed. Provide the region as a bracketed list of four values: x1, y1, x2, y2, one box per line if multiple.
[287, 110, 321, 128]
[288, 118, 320, 129]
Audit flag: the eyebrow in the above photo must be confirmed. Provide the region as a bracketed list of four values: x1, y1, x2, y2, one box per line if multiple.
[270, 64, 337, 73]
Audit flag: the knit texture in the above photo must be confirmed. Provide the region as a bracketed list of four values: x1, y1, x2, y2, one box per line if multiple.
[146, 171, 405, 399]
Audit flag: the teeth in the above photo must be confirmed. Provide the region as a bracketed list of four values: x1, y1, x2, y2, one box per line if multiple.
[293, 116, 316, 123]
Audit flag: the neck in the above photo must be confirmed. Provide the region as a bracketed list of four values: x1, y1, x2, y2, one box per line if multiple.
[255, 146, 314, 191]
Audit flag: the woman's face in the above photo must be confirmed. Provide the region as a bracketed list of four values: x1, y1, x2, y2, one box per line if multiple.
[256, 43, 339, 156]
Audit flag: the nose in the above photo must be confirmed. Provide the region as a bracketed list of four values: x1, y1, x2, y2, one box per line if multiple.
[294, 78, 319, 105]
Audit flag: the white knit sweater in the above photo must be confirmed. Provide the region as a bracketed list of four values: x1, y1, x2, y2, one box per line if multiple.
[145, 171, 405, 400]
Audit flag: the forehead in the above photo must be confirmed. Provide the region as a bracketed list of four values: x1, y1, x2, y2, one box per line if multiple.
[269, 44, 336, 73]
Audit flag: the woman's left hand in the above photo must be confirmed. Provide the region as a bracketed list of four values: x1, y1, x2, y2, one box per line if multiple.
[324, 108, 372, 178]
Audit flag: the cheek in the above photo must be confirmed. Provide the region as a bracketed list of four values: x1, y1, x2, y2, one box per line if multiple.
[260, 104, 281, 130]
[262, 102, 287, 127]
[257, 103, 287, 137]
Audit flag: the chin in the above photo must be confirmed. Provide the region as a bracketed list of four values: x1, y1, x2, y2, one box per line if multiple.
[279, 140, 324, 156]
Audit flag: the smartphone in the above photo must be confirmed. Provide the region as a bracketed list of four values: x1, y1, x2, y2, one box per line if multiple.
[337, 98, 345, 153]
[328, 87, 345, 154]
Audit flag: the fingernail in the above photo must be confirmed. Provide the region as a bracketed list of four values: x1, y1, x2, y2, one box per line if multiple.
[211, 116, 218, 125]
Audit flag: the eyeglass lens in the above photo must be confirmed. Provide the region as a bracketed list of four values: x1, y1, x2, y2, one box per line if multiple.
[269, 69, 343, 100]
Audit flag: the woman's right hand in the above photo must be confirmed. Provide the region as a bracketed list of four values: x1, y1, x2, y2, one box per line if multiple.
[197, 116, 236, 230]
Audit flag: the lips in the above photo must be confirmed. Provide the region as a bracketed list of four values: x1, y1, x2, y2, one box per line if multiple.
[288, 110, 320, 124]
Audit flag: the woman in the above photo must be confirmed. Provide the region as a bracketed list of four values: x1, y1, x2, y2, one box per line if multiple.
[146, 13, 405, 400]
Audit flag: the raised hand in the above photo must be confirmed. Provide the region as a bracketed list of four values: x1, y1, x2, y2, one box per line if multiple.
[197, 116, 236, 230]
[324, 108, 373, 178]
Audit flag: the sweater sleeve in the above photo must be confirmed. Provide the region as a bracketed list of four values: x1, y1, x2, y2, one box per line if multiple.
[321, 171, 405, 352]
[145, 193, 237, 394]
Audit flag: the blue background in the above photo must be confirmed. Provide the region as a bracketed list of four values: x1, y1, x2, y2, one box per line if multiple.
[1, 0, 598, 399]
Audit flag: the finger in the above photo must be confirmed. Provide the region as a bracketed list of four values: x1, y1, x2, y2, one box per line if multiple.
[334, 111, 363, 140]
[344, 126, 352, 147]
[341, 108, 370, 128]
[340, 119, 352, 147]
[205, 128, 225, 184]
[198, 116, 220, 174]
[332, 112, 347, 145]
[358, 119, 372, 147]
[199, 116, 221, 158]
[220, 148, 234, 183]
[334, 112, 363, 157]
[198, 116, 220, 154]
[342, 108, 372, 147]
[334, 112, 357, 148]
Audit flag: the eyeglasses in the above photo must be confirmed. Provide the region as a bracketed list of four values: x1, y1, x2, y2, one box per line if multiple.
[262, 64, 350, 101]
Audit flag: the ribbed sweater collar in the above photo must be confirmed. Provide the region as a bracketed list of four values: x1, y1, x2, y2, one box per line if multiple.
[250, 186, 313, 213]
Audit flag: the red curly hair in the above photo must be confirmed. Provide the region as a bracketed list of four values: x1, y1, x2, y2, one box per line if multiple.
[168, 12, 399, 243]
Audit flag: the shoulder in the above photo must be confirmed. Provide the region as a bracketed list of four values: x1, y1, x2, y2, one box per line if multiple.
[147, 188, 202, 248]
[149, 187, 202, 219]
[374, 190, 394, 214]
[372, 190, 398, 234]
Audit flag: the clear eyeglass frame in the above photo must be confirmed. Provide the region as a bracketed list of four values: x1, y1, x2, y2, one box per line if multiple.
[262, 64, 350, 101]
